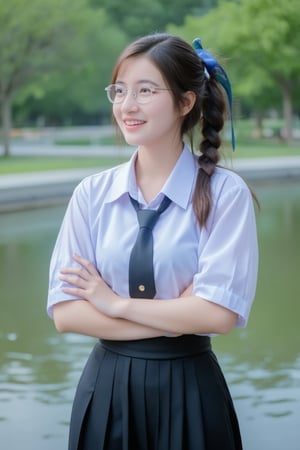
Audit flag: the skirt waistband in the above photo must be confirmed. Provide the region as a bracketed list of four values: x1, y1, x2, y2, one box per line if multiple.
[100, 335, 211, 360]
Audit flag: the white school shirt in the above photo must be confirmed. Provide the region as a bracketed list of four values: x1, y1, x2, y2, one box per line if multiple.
[47, 145, 258, 328]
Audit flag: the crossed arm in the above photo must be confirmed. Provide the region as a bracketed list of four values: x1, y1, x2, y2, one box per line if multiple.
[53, 254, 237, 340]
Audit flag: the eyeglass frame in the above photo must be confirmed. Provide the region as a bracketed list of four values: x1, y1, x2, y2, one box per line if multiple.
[104, 83, 172, 104]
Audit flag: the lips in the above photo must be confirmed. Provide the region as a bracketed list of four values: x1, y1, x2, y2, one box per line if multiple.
[123, 119, 146, 126]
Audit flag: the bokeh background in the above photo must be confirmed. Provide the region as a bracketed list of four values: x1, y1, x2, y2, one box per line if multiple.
[1, 1, 300, 449]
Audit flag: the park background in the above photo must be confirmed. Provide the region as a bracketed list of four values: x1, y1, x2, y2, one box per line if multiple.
[0, 0, 300, 449]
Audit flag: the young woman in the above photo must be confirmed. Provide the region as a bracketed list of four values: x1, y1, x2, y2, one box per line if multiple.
[47, 33, 258, 450]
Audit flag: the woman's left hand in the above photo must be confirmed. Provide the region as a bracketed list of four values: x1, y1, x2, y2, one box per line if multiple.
[59, 254, 119, 317]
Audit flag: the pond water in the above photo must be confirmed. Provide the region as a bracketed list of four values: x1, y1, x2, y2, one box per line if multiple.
[0, 180, 299, 449]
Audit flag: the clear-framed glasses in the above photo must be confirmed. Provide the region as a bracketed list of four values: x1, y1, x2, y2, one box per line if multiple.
[104, 84, 172, 104]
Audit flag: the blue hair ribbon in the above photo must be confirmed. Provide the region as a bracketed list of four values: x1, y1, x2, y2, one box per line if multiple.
[192, 38, 235, 151]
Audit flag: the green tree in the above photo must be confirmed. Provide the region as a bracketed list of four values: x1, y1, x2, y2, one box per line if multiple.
[169, 0, 300, 142]
[14, 7, 128, 126]
[0, 0, 90, 156]
[1, 0, 220, 138]
[93, 0, 218, 39]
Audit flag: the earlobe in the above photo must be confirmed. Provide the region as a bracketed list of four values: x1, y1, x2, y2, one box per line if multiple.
[181, 91, 196, 116]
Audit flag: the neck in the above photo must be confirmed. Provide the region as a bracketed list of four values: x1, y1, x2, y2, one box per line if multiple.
[135, 141, 184, 203]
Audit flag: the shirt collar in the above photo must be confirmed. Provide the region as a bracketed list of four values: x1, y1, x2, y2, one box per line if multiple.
[160, 145, 198, 209]
[104, 152, 136, 204]
[106, 145, 198, 209]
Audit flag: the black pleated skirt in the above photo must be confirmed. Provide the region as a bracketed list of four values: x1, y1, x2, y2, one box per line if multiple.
[68, 335, 242, 450]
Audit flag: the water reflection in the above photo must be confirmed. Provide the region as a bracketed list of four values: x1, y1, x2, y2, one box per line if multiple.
[0, 182, 299, 449]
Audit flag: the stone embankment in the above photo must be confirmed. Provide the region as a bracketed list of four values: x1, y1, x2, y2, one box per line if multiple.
[1, 156, 300, 212]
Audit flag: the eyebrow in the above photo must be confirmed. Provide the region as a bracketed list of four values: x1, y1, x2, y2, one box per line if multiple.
[115, 79, 160, 87]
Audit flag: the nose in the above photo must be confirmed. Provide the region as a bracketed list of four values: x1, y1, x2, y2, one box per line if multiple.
[120, 90, 139, 110]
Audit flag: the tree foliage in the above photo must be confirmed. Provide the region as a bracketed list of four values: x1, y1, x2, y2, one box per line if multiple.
[1, 0, 299, 153]
[15, 7, 128, 126]
[0, 0, 127, 154]
[91, 0, 217, 38]
[169, 0, 300, 140]
[0, 0, 86, 154]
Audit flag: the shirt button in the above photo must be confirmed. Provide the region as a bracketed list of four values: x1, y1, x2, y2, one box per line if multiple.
[138, 284, 145, 292]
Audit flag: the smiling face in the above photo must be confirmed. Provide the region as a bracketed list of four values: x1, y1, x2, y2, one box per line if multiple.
[112, 56, 184, 151]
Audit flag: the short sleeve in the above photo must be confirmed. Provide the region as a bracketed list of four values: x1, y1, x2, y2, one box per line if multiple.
[193, 182, 258, 327]
[47, 181, 95, 318]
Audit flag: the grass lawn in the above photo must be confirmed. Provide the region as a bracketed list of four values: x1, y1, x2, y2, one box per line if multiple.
[230, 142, 300, 159]
[0, 156, 128, 174]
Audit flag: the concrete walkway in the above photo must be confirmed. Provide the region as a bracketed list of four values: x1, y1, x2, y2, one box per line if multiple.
[1, 156, 300, 212]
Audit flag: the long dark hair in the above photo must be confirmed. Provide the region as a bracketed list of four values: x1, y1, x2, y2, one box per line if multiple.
[111, 33, 227, 226]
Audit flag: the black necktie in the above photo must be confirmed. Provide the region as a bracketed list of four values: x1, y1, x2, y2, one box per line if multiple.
[129, 195, 171, 298]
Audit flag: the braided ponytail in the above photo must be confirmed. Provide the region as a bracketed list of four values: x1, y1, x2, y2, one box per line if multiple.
[192, 79, 226, 226]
